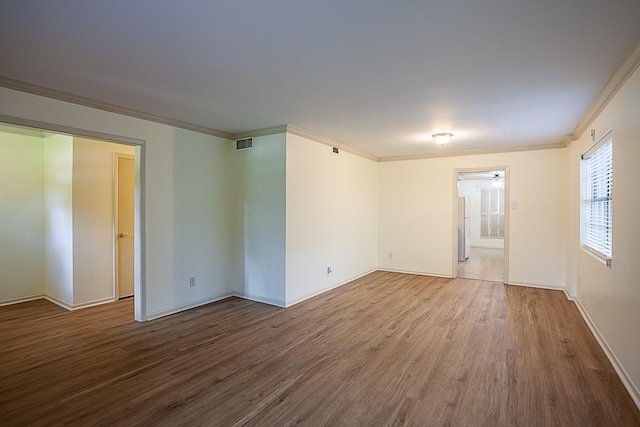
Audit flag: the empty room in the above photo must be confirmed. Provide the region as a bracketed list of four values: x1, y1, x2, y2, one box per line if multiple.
[1, 1, 639, 425]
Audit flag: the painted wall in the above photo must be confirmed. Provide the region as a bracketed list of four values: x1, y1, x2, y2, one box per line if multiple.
[164, 128, 236, 314]
[44, 133, 74, 306]
[233, 134, 287, 306]
[285, 134, 378, 305]
[72, 137, 135, 307]
[0, 88, 236, 320]
[457, 179, 505, 249]
[0, 132, 137, 308]
[0, 130, 45, 304]
[378, 148, 569, 289]
[571, 65, 640, 402]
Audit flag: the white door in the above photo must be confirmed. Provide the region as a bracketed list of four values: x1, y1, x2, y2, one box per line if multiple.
[116, 156, 135, 298]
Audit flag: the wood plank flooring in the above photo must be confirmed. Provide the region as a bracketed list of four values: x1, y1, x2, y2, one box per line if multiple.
[1, 271, 639, 426]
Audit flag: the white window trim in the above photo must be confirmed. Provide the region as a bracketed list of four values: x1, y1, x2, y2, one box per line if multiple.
[580, 130, 613, 268]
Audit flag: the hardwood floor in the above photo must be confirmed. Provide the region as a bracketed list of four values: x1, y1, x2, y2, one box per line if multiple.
[1, 271, 638, 426]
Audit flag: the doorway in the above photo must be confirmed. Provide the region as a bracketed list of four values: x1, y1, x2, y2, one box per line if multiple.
[0, 119, 145, 320]
[115, 154, 135, 299]
[454, 168, 509, 283]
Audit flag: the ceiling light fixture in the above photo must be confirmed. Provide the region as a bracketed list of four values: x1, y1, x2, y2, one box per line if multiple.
[432, 133, 453, 145]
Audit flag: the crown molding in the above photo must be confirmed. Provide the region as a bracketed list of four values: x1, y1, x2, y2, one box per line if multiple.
[378, 141, 567, 162]
[5, 61, 625, 162]
[0, 122, 46, 138]
[0, 76, 234, 140]
[572, 38, 640, 140]
[0, 113, 146, 146]
[233, 125, 289, 140]
[233, 125, 380, 162]
[0, 76, 377, 161]
[285, 125, 379, 161]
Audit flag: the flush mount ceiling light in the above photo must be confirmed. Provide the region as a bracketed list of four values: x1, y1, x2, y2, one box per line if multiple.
[432, 133, 453, 145]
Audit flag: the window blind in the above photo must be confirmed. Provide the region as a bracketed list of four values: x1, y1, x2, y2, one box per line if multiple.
[480, 187, 504, 239]
[580, 137, 613, 266]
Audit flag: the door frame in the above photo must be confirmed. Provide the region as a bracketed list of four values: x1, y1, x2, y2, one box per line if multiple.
[452, 166, 510, 283]
[114, 153, 135, 300]
[0, 114, 147, 321]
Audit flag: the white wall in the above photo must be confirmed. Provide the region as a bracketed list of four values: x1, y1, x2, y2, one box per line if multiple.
[44, 133, 74, 306]
[1, 131, 139, 308]
[0, 130, 45, 304]
[165, 128, 236, 313]
[457, 179, 505, 249]
[233, 134, 287, 306]
[571, 65, 640, 403]
[378, 149, 569, 289]
[285, 134, 378, 305]
[0, 88, 236, 320]
[72, 137, 135, 307]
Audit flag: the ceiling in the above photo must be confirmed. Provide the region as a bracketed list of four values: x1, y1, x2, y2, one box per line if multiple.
[1, 1, 639, 158]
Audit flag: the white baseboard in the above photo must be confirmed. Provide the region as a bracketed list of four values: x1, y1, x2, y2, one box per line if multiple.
[1, 295, 113, 311]
[563, 288, 576, 301]
[0, 295, 45, 307]
[71, 297, 115, 310]
[574, 298, 640, 410]
[234, 292, 286, 308]
[43, 295, 115, 311]
[377, 268, 452, 279]
[148, 292, 286, 320]
[506, 281, 564, 291]
[146, 293, 235, 320]
[44, 295, 73, 310]
[285, 269, 377, 307]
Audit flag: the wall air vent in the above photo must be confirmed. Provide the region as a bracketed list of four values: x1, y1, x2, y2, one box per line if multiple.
[236, 138, 253, 150]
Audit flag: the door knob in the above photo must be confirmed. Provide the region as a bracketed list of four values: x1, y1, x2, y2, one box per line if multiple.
[119, 233, 127, 238]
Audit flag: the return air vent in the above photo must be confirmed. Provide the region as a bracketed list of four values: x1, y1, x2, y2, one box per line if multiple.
[236, 138, 253, 150]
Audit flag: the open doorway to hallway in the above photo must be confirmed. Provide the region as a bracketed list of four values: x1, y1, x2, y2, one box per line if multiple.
[0, 122, 141, 317]
[456, 169, 507, 283]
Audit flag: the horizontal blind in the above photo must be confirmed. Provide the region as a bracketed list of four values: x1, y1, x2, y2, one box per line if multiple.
[581, 138, 613, 262]
[480, 187, 504, 239]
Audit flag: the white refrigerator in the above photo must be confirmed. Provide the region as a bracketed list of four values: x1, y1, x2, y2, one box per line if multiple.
[458, 197, 471, 262]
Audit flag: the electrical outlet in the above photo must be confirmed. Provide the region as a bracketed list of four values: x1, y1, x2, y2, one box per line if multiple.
[189, 276, 196, 287]
[388, 252, 393, 259]
[327, 266, 332, 274]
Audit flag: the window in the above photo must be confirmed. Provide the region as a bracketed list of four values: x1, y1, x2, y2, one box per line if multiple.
[580, 134, 613, 266]
[480, 187, 504, 239]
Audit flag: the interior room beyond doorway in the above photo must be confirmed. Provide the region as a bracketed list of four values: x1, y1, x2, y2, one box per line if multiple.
[457, 170, 505, 282]
[0, 122, 138, 315]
